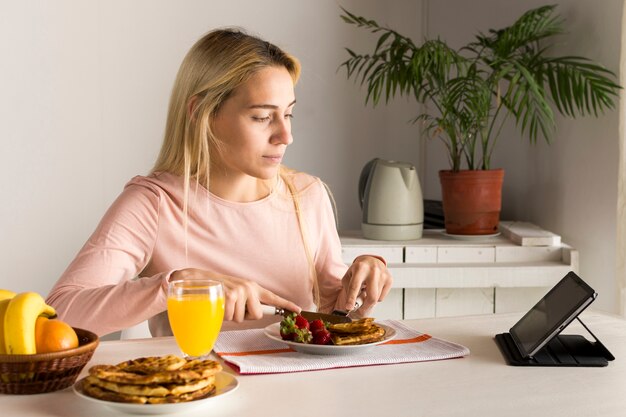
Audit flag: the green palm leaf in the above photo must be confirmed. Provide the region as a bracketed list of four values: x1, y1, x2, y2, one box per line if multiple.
[339, 5, 621, 171]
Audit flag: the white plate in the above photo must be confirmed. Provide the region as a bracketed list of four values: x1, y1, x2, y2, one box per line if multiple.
[73, 372, 239, 415]
[442, 231, 501, 241]
[264, 322, 396, 355]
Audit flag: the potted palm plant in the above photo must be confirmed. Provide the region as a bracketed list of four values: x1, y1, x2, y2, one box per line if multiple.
[340, 5, 620, 235]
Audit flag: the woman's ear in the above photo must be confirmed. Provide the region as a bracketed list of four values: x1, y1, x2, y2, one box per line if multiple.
[187, 95, 200, 120]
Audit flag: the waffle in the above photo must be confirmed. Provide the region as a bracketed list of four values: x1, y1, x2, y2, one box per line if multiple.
[82, 377, 217, 404]
[331, 323, 386, 345]
[89, 358, 222, 384]
[112, 354, 187, 373]
[326, 318, 376, 334]
[82, 355, 221, 404]
[85, 374, 214, 397]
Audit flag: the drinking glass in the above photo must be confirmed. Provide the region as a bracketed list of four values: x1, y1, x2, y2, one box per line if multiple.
[167, 279, 225, 359]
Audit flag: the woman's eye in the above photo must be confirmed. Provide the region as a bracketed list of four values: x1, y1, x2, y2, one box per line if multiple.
[251, 113, 293, 123]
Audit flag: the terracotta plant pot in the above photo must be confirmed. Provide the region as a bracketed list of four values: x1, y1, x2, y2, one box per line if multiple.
[439, 169, 504, 235]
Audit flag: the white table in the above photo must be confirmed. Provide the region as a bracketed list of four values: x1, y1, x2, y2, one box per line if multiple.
[3, 311, 624, 417]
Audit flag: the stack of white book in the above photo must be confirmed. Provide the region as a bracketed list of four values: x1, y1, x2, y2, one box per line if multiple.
[499, 221, 561, 246]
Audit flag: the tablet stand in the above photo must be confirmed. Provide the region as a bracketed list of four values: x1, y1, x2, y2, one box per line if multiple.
[495, 317, 615, 367]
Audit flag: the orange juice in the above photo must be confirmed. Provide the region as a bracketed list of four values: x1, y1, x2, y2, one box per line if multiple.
[167, 293, 224, 357]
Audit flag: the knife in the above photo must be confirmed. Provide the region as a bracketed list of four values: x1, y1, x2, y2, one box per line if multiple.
[261, 294, 364, 324]
[261, 305, 352, 324]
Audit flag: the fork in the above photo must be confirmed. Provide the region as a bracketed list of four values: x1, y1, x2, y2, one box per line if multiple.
[332, 294, 364, 319]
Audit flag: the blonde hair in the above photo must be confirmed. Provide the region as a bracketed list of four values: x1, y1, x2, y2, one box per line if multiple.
[152, 29, 323, 307]
[153, 28, 300, 193]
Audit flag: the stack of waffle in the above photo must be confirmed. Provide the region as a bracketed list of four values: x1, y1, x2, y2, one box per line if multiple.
[82, 354, 221, 404]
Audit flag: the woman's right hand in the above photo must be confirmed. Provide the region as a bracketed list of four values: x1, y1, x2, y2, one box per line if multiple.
[169, 268, 301, 322]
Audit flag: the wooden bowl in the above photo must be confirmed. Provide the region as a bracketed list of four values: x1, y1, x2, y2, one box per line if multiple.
[0, 327, 99, 394]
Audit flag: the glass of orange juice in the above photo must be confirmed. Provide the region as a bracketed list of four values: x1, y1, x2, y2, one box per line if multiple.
[167, 279, 225, 359]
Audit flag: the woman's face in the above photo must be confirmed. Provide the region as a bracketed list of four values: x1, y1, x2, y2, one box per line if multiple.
[211, 66, 296, 182]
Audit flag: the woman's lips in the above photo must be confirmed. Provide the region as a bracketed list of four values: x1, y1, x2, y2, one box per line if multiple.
[263, 154, 283, 164]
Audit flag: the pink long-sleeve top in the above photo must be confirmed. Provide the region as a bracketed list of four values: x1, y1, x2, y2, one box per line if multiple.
[46, 171, 349, 337]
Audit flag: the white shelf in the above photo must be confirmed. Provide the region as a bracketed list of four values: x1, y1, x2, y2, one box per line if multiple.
[339, 225, 578, 320]
[389, 260, 576, 288]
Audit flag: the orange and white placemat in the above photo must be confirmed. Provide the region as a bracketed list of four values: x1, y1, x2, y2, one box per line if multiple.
[214, 320, 470, 374]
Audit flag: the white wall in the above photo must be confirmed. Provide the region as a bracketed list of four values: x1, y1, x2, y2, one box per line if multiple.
[2, 0, 622, 315]
[424, 0, 623, 313]
[0, 0, 423, 296]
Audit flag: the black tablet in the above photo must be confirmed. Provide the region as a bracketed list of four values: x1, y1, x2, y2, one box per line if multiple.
[509, 271, 597, 359]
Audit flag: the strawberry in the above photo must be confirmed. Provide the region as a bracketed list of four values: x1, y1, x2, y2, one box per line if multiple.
[292, 327, 313, 344]
[309, 319, 326, 333]
[294, 314, 310, 330]
[279, 313, 314, 343]
[280, 329, 294, 341]
[312, 328, 332, 345]
[279, 313, 297, 340]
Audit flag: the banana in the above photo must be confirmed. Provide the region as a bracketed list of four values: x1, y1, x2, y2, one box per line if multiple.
[0, 289, 16, 301]
[4, 292, 56, 355]
[0, 290, 15, 354]
[0, 299, 11, 354]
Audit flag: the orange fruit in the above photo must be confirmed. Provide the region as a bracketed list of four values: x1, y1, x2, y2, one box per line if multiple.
[34, 316, 79, 353]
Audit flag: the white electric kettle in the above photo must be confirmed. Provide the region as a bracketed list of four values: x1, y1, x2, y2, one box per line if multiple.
[359, 158, 423, 240]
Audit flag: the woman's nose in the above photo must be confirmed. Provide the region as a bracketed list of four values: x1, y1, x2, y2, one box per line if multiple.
[271, 118, 293, 145]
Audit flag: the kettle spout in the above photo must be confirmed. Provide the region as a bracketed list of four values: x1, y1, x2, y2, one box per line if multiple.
[400, 167, 416, 189]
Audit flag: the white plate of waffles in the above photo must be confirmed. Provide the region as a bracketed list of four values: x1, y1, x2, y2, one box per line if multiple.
[264, 322, 396, 355]
[74, 369, 238, 415]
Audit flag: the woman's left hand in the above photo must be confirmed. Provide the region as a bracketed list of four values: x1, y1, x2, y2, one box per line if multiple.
[341, 255, 392, 313]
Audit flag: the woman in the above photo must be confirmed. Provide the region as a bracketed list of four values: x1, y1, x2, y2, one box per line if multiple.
[46, 28, 392, 337]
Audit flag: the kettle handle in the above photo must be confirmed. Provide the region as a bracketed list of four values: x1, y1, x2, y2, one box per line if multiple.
[358, 158, 378, 209]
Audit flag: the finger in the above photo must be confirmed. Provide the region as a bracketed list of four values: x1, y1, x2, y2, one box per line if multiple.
[223, 289, 237, 321]
[233, 300, 246, 323]
[232, 290, 247, 322]
[341, 268, 353, 293]
[362, 272, 380, 310]
[243, 294, 263, 320]
[379, 272, 393, 301]
[259, 289, 301, 314]
[343, 271, 366, 311]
